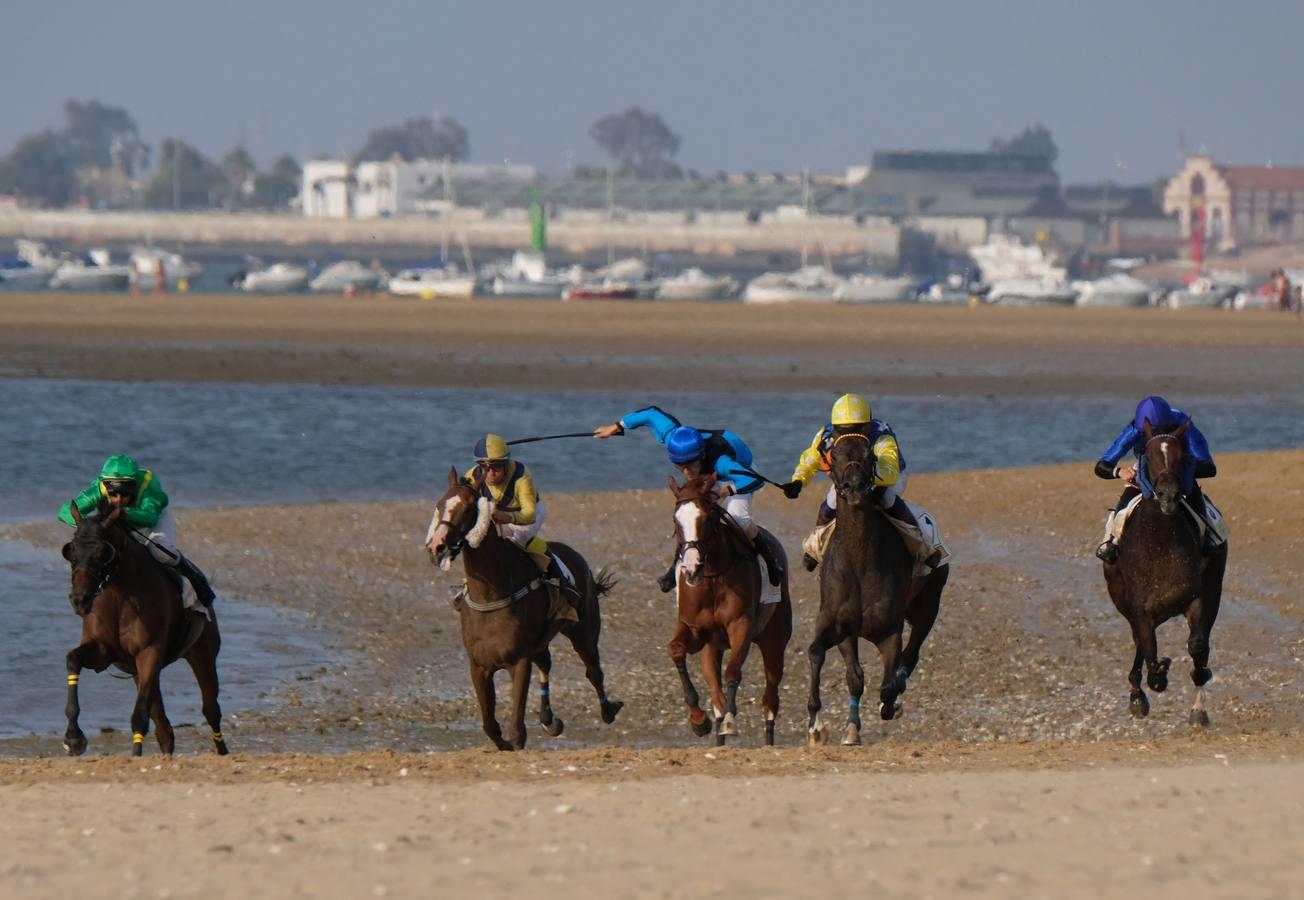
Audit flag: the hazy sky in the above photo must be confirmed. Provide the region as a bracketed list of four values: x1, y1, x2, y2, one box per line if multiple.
[4, 0, 1301, 184]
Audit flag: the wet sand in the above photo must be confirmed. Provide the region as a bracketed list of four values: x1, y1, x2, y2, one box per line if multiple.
[2, 291, 1302, 394]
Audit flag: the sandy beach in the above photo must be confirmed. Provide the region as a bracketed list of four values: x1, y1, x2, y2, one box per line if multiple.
[2, 294, 1302, 898]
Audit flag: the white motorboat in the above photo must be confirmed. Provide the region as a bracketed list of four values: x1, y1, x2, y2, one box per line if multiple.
[1072, 273, 1152, 308]
[129, 247, 203, 290]
[309, 260, 386, 293]
[236, 261, 310, 293]
[0, 240, 59, 290]
[488, 251, 570, 298]
[1164, 277, 1236, 310]
[968, 234, 1068, 285]
[742, 266, 840, 304]
[48, 249, 132, 292]
[986, 276, 1078, 306]
[655, 268, 737, 301]
[834, 274, 917, 303]
[387, 265, 477, 299]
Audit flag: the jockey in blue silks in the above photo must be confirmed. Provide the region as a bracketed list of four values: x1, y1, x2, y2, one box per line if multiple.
[1094, 395, 1220, 563]
[594, 406, 784, 592]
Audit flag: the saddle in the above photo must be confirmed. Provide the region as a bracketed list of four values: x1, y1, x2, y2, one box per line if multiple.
[453, 538, 579, 623]
[802, 500, 950, 578]
[1109, 492, 1229, 547]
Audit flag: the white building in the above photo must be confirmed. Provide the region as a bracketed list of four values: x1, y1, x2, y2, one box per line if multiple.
[301, 159, 537, 219]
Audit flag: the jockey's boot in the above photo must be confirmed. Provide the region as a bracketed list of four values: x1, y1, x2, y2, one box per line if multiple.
[1095, 539, 1120, 564]
[546, 556, 579, 602]
[884, 497, 942, 568]
[657, 556, 678, 593]
[753, 531, 785, 587]
[175, 556, 217, 607]
[802, 552, 819, 572]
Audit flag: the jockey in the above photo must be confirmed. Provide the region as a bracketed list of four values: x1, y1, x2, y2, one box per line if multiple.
[57, 454, 216, 608]
[594, 407, 784, 592]
[462, 433, 570, 590]
[782, 393, 937, 569]
[1094, 395, 1219, 563]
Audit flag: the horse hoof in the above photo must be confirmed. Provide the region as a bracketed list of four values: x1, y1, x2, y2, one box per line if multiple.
[808, 726, 827, 747]
[690, 716, 713, 738]
[842, 724, 861, 746]
[544, 717, 565, 737]
[720, 713, 738, 736]
[130, 744, 143, 758]
[878, 701, 901, 721]
[63, 735, 87, 757]
[1148, 674, 1169, 693]
[1129, 691, 1150, 718]
[214, 741, 230, 756]
[1189, 709, 1210, 728]
[601, 700, 624, 724]
[715, 731, 726, 747]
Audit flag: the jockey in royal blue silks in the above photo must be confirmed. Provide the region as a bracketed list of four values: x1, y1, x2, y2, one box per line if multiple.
[1094, 395, 1222, 563]
[593, 406, 784, 592]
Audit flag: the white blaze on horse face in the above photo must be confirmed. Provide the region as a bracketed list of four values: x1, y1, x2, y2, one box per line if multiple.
[1161, 438, 1174, 474]
[426, 494, 463, 571]
[675, 502, 704, 574]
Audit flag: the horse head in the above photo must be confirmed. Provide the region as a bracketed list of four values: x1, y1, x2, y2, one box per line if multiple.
[60, 501, 128, 615]
[1142, 418, 1189, 515]
[830, 432, 874, 508]
[425, 466, 495, 571]
[668, 472, 720, 587]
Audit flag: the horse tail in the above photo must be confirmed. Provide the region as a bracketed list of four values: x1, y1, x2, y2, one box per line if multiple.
[592, 566, 618, 600]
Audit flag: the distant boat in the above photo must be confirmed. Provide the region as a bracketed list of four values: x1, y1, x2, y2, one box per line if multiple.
[563, 281, 638, 301]
[309, 260, 386, 293]
[918, 274, 982, 305]
[985, 277, 1078, 306]
[656, 268, 737, 301]
[48, 248, 132, 292]
[1164, 277, 1236, 310]
[235, 261, 310, 293]
[1072, 273, 1151, 308]
[742, 266, 839, 304]
[488, 251, 570, 298]
[129, 247, 203, 289]
[0, 240, 59, 290]
[834, 274, 917, 303]
[388, 265, 477, 299]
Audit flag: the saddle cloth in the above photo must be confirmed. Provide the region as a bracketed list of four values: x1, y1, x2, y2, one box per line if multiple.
[802, 498, 950, 578]
[1111, 493, 1229, 545]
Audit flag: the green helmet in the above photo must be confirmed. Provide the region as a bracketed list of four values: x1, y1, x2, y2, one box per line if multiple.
[99, 454, 141, 483]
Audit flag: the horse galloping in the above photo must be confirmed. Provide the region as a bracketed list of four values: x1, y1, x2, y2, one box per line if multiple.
[666, 473, 793, 745]
[1102, 420, 1226, 725]
[426, 468, 622, 750]
[60, 503, 227, 756]
[807, 432, 949, 746]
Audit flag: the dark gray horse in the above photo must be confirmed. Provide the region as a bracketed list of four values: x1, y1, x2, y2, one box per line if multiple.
[806, 433, 949, 746]
[1102, 420, 1227, 725]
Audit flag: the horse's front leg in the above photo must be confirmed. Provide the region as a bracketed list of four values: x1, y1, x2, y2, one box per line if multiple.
[806, 617, 844, 746]
[129, 647, 162, 756]
[700, 638, 728, 747]
[668, 623, 711, 737]
[469, 662, 511, 751]
[837, 637, 865, 744]
[719, 616, 754, 739]
[63, 642, 99, 756]
[505, 657, 532, 750]
[874, 629, 905, 721]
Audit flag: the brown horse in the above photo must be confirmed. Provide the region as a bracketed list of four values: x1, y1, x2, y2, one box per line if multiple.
[666, 473, 793, 745]
[1103, 420, 1226, 725]
[807, 433, 948, 746]
[61, 503, 227, 757]
[426, 468, 622, 750]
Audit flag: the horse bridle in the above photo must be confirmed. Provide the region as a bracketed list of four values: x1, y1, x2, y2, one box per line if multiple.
[433, 490, 477, 561]
[71, 533, 121, 604]
[673, 495, 745, 579]
[831, 432, 876, 496]
[1143, 432, 1183, 483]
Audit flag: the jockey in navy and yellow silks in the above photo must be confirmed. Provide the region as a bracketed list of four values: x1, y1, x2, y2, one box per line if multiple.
[1094, 396, 1222, 563]
[593, 406, 784, 592]
[57, 454, 216, 607]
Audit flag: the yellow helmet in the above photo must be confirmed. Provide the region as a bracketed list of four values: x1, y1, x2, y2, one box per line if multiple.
[474, 433, 511, 462]
[830, 393, 872, 425]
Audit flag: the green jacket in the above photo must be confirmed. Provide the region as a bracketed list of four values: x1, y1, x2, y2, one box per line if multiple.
[57, 469, 169, 529]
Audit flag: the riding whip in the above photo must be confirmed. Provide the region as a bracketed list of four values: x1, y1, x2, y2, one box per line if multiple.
[506, 431, 605, 446]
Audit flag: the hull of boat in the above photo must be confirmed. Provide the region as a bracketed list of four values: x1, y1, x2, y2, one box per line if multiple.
[48, 270, 131, 291]
[742, 286, 836, 304]
[492, 277, 566, 298]
[563, 286, 638, 301]
[388, 278, 476, 299]
[242, 271, 310, 293]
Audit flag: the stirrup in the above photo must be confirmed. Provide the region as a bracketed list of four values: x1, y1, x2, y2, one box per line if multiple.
[1095, 540, 1119, 564]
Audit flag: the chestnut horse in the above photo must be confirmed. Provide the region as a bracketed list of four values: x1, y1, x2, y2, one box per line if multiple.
[426, 468, 622, 750]
[807, 433, 948, 746]
[667, 473, 793, 745]
[1102, 420, 1227, 725]
[60, 503, 227, 756]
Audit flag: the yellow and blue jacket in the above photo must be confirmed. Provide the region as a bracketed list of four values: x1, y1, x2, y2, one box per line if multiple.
[791, 421, 905, 488]
[462, 461, 540, 525]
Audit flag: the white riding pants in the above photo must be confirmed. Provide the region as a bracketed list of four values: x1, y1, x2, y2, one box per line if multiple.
[499, 499, 546, 549]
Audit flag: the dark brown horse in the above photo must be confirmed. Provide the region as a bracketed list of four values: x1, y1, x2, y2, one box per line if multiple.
[666, 474, 793, 745]
[1103, 420, 1226, 725]
[806, 433, 948, 746]
[61, 503, 227, 757]
[426, 468, 622, 750]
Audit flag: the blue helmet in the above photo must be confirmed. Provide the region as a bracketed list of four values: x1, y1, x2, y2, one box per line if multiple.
[1134, 395, 1177, 431]
[666, 426, 705, 463]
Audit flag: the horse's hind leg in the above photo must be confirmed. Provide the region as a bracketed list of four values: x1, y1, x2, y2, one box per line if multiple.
[185, 631, 228, 754]
[719, 617, 755, 739]
[564, 619, 623, 724]
[669, 624, 711, 737]
[1135, 618, 1170, 694]
[148, 688, 176, 757]
[1127, 629, 1150, 718]
[129, 647, 162, 756]
[837, 638, 865, 745]
[807, 620, 847, 746]
[469, 663, 511, 751]
[63, 642, 101, 757]
[532, 649, 564, 737]
[901, 568, 945, 682]
[757, 604, 792, 746]
[874, 630, 906, 721]
[1186, 598, 1221, 728]
[700, 639, 728, 746]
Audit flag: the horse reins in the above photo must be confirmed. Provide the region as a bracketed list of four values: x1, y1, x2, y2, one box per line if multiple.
[672, 496, 751, 580]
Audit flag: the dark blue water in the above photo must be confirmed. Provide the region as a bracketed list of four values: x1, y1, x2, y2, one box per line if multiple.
[5, 378, 1304, 739]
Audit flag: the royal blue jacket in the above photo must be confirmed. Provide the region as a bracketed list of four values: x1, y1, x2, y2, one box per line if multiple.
[619, 406, 763, 494]
[1094, 407, 1215, 495]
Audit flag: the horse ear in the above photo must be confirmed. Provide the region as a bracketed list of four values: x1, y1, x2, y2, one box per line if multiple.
[60, 542, 74, 561]
[667, 475, 680, 496]
[69, 502, 82, 524]
[447, 466, 459, 488]
[1142, 419, 1154, 440]
[1173, 419, 1191, 439]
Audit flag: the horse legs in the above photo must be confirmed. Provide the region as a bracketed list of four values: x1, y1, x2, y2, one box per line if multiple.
[129, 647, 162, 756]
[532, 649, 564, 737]
[564, 619, 623, 724]
[756, 606, 791, 747]
[1127, 618, 1164, 718]
[505, 657, 532, 751]
[901, 568, 945, 681]
[807, 620, 846, 746]
[63, 642, 102, 757]
[185, 628, 228, 755]
[874, 630, 906, 721]
[718, 617, 754, 740]
[1188, 549, 1226, 727]
[700, 639, 728, 747]
[148, 688, 176, 757]
[669, 623, 712, 737]
[837, 638, 865, 745]
[469, 663, 511, 751]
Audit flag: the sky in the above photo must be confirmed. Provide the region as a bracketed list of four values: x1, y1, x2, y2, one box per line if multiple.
[3, 0, 1302, 185]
